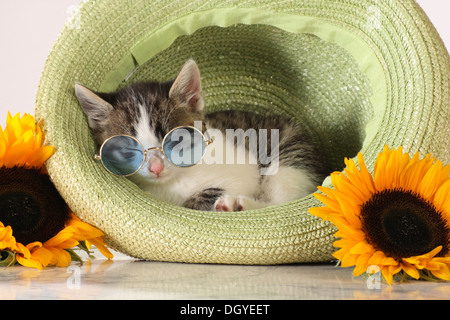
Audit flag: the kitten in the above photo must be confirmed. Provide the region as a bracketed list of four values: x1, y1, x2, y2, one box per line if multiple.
[75, 60, 328, 211]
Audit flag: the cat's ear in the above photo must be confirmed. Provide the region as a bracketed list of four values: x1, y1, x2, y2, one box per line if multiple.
[75, 83, 113, 130]
[169, 59, 204, 112]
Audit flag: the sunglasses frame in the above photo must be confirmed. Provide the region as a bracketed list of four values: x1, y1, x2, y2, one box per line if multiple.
[95, 126, 214, 177]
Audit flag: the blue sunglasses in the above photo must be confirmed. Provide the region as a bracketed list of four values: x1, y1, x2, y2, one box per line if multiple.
[95, 126, 213, 176]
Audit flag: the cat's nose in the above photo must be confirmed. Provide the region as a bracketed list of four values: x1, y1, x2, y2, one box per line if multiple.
[149, 155, 164, 177]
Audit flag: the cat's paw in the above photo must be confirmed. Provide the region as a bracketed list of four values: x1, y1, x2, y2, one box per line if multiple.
[214, 195, 244, 212]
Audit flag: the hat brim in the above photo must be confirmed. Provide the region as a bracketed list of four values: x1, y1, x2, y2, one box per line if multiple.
[35, 0, 449, 264]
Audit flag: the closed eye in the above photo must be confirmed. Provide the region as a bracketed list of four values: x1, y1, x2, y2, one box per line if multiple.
[118, 147, 142, 159]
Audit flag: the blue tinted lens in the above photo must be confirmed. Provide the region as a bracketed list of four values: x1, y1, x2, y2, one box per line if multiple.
[163, 127, 205, 167]
[100, 136, 144, 176]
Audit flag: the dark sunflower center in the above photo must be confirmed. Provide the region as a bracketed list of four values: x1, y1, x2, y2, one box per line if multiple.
[0, 167, 70, 244]
[0, 191, 41, 233]
[360, 189, 450, 260]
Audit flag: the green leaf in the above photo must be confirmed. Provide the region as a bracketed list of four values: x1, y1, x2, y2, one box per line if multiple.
[77, 241, 92, 255]
[65, 248, 83, 264]
[0, 250, 17, 267]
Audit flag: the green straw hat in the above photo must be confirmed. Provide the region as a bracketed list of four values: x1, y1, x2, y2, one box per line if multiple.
[35, 0, 449, 264]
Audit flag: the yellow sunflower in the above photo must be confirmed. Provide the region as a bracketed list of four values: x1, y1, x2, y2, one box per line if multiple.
[0, 112, 54, 169]
[0, 112, 113, 269]
[309, 145, 450, 284]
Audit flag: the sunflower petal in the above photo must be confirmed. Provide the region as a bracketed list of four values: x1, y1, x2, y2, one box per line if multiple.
[333, 238, 359, 250]
[332, 247, 348, 261]
[30, 247, 53, 268]
[349, 241, 373, 255]
[15, 254, 44, 270]
[431, 266, 450, 281]
[3, 131, 35, 167]
[47, 247, 72, 267]
[4, 112, 22, 145]
[333, 191, 362, 228]
[334, 223, 365, 241]
[367, 250, 385, 266]
[356, 152, 376, 195]
[0, 132, 6, 167]
[87, 237, 114, 259]
[333, 169, 369, 206]
[0, 226, 16, 250]
[353, 252, 372, 276]
[374, 145, 391, 190]
[418, 160, 445, 200]
[401, 261, 420, 279]
[430, 258, 450, 280]
[340, 251, 358, 268]
[434, 179, 450, 216]
[308, 206, 334, 220]
[27, 145, 55, 168]
[380, 266, 394, 285]
[405, 153, 435, 192]
[311, 193, 341, 214]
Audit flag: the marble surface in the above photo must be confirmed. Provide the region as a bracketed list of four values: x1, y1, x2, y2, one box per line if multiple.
[1, 248, 449, 300]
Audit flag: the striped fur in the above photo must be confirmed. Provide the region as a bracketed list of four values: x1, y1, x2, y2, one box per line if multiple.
[76, 60, 328, 211]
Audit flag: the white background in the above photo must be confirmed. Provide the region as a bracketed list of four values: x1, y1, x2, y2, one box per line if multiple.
[0, 1, 449, 126]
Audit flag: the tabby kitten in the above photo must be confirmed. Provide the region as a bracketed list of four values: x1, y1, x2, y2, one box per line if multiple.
[75, 60, 327, 211]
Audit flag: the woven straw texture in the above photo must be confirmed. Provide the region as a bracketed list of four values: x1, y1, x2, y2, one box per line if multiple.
[35, 0, 449, 264]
